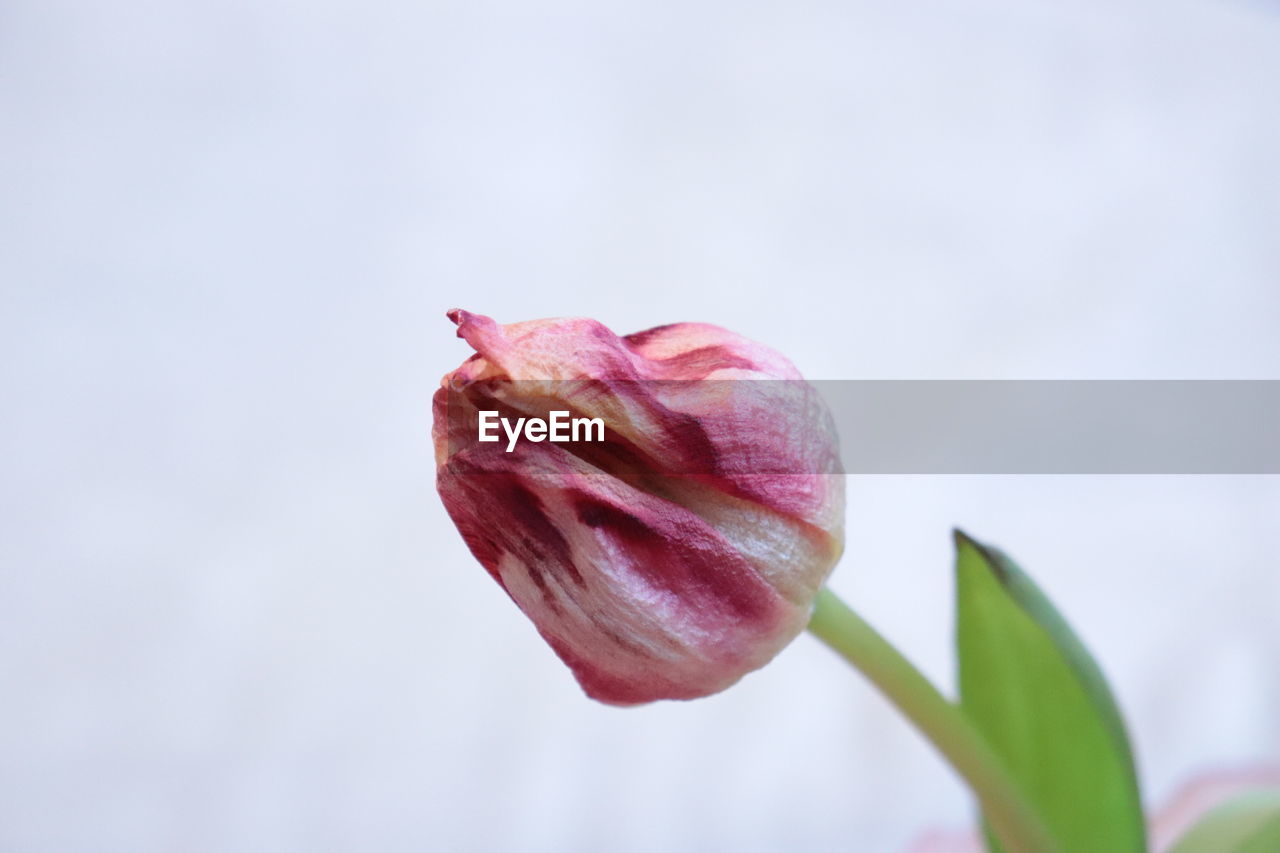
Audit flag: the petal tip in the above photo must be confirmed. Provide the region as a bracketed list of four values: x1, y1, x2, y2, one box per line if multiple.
[445, 310, 508, 361]
[446, 308, 472, 329]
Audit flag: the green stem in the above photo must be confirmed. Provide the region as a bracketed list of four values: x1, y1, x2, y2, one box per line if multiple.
[807, 586, 1057, 853]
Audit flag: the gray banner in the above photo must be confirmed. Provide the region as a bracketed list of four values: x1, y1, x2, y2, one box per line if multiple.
[438, 380, 1280, 474]
[819, 380, 1280, 474]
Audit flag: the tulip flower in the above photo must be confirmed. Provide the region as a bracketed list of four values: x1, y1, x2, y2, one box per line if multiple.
[433, 310, 845, 705]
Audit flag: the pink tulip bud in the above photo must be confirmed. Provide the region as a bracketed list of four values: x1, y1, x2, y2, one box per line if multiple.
[433, 310, 844, 705]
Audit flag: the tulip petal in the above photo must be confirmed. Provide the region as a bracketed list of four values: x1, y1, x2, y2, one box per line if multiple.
[438, 440, 801, 704]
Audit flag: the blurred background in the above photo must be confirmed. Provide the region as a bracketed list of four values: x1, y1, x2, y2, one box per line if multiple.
[3, 0, 1279, 850]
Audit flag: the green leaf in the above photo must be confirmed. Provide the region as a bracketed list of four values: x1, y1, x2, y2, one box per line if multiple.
[954, 530, 1146, 853]
[1166, 788, 1280, 853]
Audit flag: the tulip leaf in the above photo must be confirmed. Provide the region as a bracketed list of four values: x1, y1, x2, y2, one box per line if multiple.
[954, 530, 1146, 853]
[1166, 788, 1280, 853]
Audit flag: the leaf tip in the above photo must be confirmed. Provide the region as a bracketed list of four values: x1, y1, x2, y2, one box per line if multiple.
[952, 527, 977, 549]
[953, 528, 1014, 584]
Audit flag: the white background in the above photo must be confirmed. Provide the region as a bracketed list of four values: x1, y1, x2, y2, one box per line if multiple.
[2, 0, 1278, 850]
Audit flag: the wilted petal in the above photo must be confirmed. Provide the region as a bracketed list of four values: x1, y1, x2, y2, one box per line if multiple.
[434, 310, 845, 704]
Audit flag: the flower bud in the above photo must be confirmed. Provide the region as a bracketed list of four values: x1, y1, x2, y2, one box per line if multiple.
[433, 310, 844, 705]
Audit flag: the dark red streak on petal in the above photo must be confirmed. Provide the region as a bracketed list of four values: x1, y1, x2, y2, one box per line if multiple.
[570, 493, 774, 622]
[646, 346, 756, 378]
[661, 412, 721, 473]
[621, 324, 680, 349]
[443, 462, 588, 610]
[490, 478, 587, 590]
